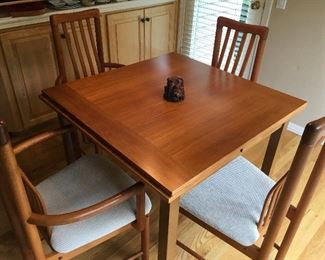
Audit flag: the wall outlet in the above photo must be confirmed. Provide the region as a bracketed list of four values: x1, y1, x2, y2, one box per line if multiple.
[276, 0, 287, 9]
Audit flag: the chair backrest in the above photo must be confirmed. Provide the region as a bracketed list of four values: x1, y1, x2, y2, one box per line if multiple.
[50, 9, 105, 85]
[257, 117, 325, 259]
[212, 16, 269, 82]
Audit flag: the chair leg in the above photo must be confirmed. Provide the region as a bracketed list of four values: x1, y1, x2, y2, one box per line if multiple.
[141, 215, 150, 260]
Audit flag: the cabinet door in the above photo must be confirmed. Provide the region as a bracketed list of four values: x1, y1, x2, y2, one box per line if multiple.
[1, 25, 57, 128]
[144, 4, 176, 59]
[0, 45, 23, 132]
[107, 9, 144, 65]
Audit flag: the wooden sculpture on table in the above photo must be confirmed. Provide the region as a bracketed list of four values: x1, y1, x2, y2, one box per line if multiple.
[163, 76, 185, 102]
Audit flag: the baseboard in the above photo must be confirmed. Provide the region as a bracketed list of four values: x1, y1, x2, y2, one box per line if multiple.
[287, 122, 304, 136]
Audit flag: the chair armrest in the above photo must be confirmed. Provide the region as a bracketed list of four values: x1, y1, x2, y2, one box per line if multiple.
[103, 62, 125, 69]
[13, 125, 74, 154]
[27, 182, 144, 226]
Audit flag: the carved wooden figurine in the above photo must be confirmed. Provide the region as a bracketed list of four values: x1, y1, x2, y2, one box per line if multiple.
[163, 76, 185, 102]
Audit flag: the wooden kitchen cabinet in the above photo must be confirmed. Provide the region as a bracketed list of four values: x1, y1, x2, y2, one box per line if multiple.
[0, 21, 106, 131]
[107, 3, 176, 65]
[144, 4, 176, 59]
[106, 9, 144, 65]
[0, 2, 177, 132]
[0, 25, 57, 130]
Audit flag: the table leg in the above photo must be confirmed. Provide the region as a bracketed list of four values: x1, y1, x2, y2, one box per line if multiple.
[58, 115, 80, 164]
[261, 123, 286, 175]
[158, 198, 180, 260]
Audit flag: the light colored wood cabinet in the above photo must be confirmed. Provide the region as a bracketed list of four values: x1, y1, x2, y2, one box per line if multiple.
[0, 25, 57, 130]
[0, 22, 104, 131]
[107, 4, 176, 65]
[107, 9, 145, 65]
[0, 3, 177, 132]
[144, 4, 176, 59]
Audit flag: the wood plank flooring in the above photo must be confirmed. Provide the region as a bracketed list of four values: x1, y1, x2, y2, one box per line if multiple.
[0, 124, 323, 259]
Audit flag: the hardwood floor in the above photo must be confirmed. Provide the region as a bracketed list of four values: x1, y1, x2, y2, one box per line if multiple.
[0, 125, 323, 259]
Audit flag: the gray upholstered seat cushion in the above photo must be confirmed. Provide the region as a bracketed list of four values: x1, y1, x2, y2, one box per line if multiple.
[180, 156, 275, 246]
[36, 154, 152, 253]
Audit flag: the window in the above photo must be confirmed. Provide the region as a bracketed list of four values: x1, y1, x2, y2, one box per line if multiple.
[180, 0, 250, 65]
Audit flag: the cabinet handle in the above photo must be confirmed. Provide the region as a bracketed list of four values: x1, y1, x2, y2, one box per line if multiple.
[140, 17, 145, 23]
[60, 33, 66, 39]
[145, 17, 150, 22]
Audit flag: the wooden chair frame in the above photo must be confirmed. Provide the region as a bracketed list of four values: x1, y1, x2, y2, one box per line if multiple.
[50, 9, 124, 149]
[212, 16, 269, 82]
[0, 121, 150, 260]
[50, 9, 124, 86]
[177, 117, 325, 260]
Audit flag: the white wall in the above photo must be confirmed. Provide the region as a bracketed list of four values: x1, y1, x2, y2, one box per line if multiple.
[259, 0, 325, 128]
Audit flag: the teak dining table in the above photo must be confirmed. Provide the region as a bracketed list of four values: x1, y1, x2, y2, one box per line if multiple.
[40, 53, 306, 259]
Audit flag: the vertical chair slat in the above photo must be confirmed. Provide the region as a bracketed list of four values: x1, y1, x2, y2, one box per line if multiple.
[50, 19, 67, 85]
[62, 23, 81, 79]
[94, 15, 105, 73]
[259, 199, 271, 227]
[216, 27, 231, 68]
[78, 20, 96, 76]
[250, 36, 267, 82]
[212, 26, 222, 67]
[87, 18, 102, 72]
[224, 30, 239, 72]
[231, 32, 247, 74]
[272, 183, 286, 218]
[264, 188, 278, 224]
[136, 189, 145, 231]
[266, 183, 283, 222]
[238, 34, 256, 78]
[258, 173, 287, 230]
[70, 21, 88, 78]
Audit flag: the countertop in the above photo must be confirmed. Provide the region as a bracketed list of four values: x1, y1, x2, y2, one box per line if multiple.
[0, 0, 175, 30]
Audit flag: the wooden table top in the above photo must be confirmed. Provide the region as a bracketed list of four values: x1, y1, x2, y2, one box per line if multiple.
[41, 53, 306, 200]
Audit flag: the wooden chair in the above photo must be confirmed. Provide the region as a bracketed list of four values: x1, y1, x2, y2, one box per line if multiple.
[50, 9, 124, 86]
[177, 117, 325, 260]
[50, 9, 124, 147]
[0, 121, 151, 260]
[212, 16, 269, 82]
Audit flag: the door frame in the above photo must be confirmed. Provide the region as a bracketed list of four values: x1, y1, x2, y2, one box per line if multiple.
[260, 0, 275, 26]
